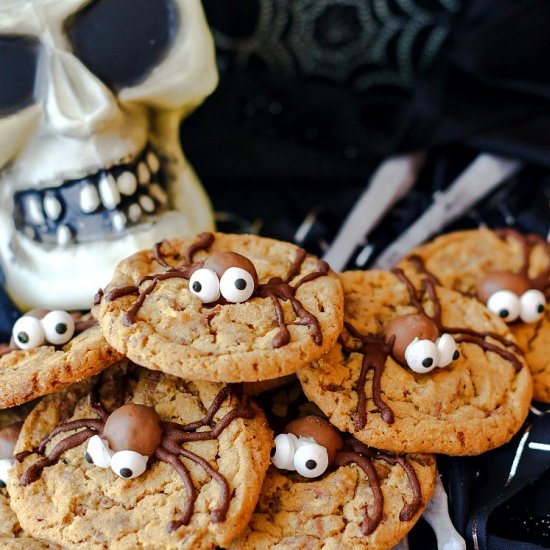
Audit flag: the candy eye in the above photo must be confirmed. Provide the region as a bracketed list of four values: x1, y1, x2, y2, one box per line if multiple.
[293, 442, 329, 478]
[271, 433, 298, 471]
[0, 458, 14, 488]
[486, 290, 520, 322]
[12, 316, 45, 349]
[188, 268, 220, 303]
[85, 435, 113, 468]
[110, 450, 148, 479]
[41, 310, 75, 345]
[404, 338, 439, 373]
[436, 334, 459, 368]
[219, 267, 255, 303]
[519, 289, 546, 323]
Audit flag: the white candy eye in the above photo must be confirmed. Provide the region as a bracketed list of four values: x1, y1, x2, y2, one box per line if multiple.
[486, 290, 520, 322]
[0, 458, 14, 488]
[519, 289, 546, 323]
[293, 442, 329, 478]
[41, 310, 75, 345]
[219, 267, 255, 303]
[271, 433, 298, 470]
[436, 334, 459, 368]
[189, 268, 220, 303]
[405, 338, 439, 373]
[110, 450, 148, 479]
[12, 316, 45, 350]
[85, 435, 113, 469]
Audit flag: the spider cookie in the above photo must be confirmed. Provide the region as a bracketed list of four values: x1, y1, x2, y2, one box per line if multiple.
[93, 232, 344, 382]
[0, 311, 123, 409]
[398, 228, 550, 402]
[231, 409, 436, 549]
[0, 412, 49, 548]
[9, 365, 272, 549]
[298, 270, 532, 455]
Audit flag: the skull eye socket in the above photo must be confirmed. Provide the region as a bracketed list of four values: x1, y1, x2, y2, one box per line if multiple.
[293, 442, 329, 479]
[219, 267, 255, 303]
[41, 310, 75, 345]
[65, 0, 176, 90]
[189, 268, 221, 303]
[486, 290, 520, 323]
[12, 316, 45, 350]
[0, 35, 39, 116]
[404, 338, 439, 373]
[110, 450, 148, 479]
[519, 289, 546, 323]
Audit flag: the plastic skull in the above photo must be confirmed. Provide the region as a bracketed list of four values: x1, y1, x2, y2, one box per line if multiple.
[0, 0, 217, 310]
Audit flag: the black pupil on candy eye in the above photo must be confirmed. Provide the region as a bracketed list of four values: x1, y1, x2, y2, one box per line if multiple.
[305, 459, 317, 470]
[192, 281, 202, 293]
[270, 447, 276, 457]
[422, 357, 433, 368]
[453, 350, 460, 361]
[85, 452, 93, 464]
[499, 309, 509, 318]
[119, 468, 132, 478]
[234, 278, 246, 290]
[537, 304, 544, 313]
[17, 332, 29, 344]
[55, 323, 67, 334]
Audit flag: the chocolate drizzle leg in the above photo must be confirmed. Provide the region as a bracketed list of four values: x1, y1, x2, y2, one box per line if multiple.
[332, 436, 423, 535]
[18, 376, 255, 531]
[343, 323, 394, 428]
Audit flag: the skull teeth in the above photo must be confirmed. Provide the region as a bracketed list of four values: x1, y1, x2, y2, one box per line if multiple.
[80, 183, 100, 213]
[117, 171, 137, 196]
[14, 145, 169, 245]
[44, 194, 62, 221]
[99, 174, 121, 210]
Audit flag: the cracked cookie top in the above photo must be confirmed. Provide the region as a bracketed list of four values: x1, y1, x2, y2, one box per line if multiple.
[9, 365, 272, 549]
[298, 270, 533, 456]
[92, 232, 344, 382]
[398, 228, 550, 403]
[0, 319, 123, 409]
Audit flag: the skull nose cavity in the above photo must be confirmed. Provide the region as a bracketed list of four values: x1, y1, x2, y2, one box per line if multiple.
[45, 52, 119, 136]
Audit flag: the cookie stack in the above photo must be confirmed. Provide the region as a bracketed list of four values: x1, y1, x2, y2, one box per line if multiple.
[0, 228, 541, 549]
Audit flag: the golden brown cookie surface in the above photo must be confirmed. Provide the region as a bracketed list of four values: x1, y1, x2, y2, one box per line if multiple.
[298, 270, 532, 455]
[9, 366, 272, 550]
[0, 324, 123, 409]
[399, 228, 550, 402]
[230, 454, 436, 550]
[93, 233, 344, 382]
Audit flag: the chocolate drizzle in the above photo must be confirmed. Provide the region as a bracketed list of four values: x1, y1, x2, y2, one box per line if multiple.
[495, 228, 550, 294]
[17, 372, 255, 531]
[396, 266, 523, 372]
[342, 322, 394, 429]
[334, 436, 423, 535]
[101, 233, 329, 348]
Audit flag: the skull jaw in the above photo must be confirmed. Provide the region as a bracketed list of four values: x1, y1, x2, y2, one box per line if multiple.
[0, 155, 213, 311]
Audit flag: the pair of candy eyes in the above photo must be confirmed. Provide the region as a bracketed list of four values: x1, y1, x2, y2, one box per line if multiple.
[404, 334, 459, 374]
[12, 311, 75, 349]
[189, 267, 255, 304]
[270, 433, 329, 479]
[487, 289, 546, 323]
[85, 435, 148, 479]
